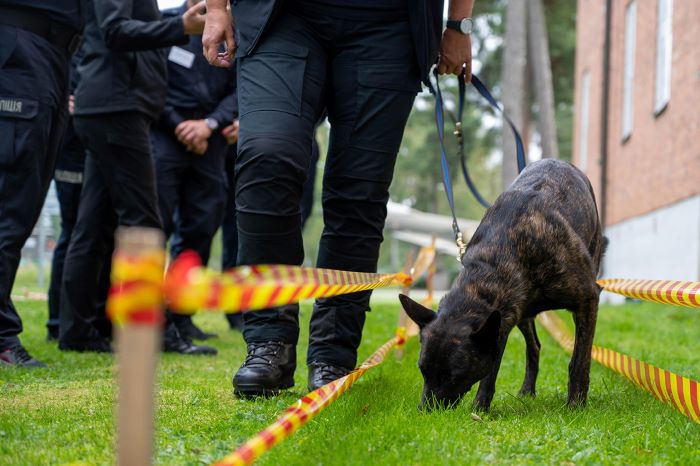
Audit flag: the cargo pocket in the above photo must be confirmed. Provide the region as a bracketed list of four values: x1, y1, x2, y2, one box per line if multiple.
[352, 63, 421, 155]
[0, 97, 39, 167]
[0, 27, 18, 69]
[238, 41, 308, 117]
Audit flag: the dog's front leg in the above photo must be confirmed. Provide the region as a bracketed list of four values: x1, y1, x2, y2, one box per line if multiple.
[568, 298, 598, 407]
[518, 318, 540, 396]
[473, 333, 508, 411]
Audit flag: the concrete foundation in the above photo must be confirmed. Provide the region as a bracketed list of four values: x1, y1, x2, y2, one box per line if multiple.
[601, 195, 700, 304]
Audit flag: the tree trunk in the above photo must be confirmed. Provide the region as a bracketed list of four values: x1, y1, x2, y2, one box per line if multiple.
[527, 0, 559, 159]
[501, 0, 529, 190]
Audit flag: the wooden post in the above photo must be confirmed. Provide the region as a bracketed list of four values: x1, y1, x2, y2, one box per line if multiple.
[409, 236, 438, 337]
[395, 250, 415, 360]
[111, 227, 165, 466]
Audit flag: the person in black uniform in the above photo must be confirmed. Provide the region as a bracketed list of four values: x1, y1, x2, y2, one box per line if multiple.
[0, 0, 83, 367]
[46, 50, 112, 343]
[219, 120, 320, 332]
[219, 122, 243, 331]
[153, 0, 238, 343]
[203, 0, 476, 395]
[58, 0, 212, 354]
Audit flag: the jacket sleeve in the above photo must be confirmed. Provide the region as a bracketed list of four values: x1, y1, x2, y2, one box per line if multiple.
[206, 68, 238, 127]
[95, 0, 188, 52]
[161, 103, 185, 132]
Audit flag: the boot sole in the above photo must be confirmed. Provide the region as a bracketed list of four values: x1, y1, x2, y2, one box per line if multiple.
[233, 377, 294, 398]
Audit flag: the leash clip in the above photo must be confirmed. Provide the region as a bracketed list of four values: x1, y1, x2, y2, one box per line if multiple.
[455, 234, 467, 262]
[453, 121, 463, 145]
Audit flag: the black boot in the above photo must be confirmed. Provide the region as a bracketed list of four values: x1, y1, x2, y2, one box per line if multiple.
[163, 322, 217, 355]
[307, 362, 352, 391]
[233, 342, 295, 397]
[0, 344, 47, 368]
[175, 315, 218, 340]
[58, 337, 112, 353]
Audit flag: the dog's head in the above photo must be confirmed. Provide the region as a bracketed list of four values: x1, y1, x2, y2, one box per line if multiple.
[399, 293, 501, 411]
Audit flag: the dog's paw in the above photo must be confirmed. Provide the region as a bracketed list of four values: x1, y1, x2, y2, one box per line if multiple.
[566, 393, 588, 409]
[472, 396, 492, 412]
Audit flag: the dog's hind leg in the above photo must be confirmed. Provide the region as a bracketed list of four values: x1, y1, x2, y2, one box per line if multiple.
[568, 296, 599, 407]
[518, 318, 540, 396]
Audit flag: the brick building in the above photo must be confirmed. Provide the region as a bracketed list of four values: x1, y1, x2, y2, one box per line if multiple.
[573, 0, 700, 294]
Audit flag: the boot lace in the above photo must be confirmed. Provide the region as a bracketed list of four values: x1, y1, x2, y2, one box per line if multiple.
[244, 342, 284, 367]
[312, 363, 350, 382]
[10, 345, 33, 364]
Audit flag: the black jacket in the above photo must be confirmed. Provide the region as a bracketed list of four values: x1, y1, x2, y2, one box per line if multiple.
[232, 0, 444, 84]
[160, 6, 238, 131]
[74, 0, 188, 119]
[0, 0, 84, 32]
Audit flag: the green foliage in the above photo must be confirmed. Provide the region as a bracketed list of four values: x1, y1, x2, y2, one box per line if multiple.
[2, 299, 699, 465]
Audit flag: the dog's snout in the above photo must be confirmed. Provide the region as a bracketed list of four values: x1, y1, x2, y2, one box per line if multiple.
[419, 389, 460, 412]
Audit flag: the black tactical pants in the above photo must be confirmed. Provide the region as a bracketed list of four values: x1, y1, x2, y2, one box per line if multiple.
[0, 25, 70, 349]
[236, 6, 420, 369]
[47, 124, 112, 340]
[151, 120, 228, 327]
[59, 112, 161, 346]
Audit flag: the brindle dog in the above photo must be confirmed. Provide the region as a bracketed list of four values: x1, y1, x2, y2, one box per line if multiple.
[400, 159, 606, 411]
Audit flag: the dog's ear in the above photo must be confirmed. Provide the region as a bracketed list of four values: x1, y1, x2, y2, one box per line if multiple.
[470, 311, 501, 347]
[399, 294, 436, 329]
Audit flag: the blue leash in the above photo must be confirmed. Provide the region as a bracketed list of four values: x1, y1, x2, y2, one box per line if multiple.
[427, 69, 527, 258]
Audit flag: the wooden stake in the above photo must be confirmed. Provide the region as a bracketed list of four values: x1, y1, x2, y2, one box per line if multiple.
[112, 227, 164, 466]
[395, 249, 415, 360]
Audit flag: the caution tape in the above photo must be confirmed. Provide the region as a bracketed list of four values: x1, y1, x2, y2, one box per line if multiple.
[212, 336, 402, 466]
[165, 251, 412, 314]
[107, 249, 166, 325]
[395, 326, 407, 349]
[538, 312, 700, 424]
[598, 278, 700, 309]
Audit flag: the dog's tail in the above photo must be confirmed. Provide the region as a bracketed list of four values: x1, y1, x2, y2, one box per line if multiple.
[594, 236, 609, 277]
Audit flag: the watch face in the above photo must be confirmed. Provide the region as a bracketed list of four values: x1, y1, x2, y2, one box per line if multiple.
[460, 18, 473, 34]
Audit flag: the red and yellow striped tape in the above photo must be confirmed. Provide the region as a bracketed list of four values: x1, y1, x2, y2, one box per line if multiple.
[107, 249, 166, 325]
[212, 336, 401, 466]
[165, 251, 412, 314]
[598, 278, 700, 309]
[538, 312, 700, 424]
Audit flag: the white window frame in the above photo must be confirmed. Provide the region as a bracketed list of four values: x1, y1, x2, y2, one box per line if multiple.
[654, 0, 673, 114]
[578, 71, 591, 172]
[622, 1, 636, 140]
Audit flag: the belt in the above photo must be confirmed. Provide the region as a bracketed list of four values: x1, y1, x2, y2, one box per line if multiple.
[0, 7, 81, 54]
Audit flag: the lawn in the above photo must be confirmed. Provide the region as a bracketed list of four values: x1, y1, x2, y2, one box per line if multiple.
[1, 288, 699, 465]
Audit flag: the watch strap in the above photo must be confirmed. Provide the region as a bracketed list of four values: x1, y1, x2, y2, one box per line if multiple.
[446, 20, 461, 33]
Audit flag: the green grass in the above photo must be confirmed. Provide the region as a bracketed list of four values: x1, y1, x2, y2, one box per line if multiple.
[1, 297, 699, 465]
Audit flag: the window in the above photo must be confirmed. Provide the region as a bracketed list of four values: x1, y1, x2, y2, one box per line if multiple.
[622, 1, 636, 140]
[655, 0, 673, 113]
[578, 72, 591, 171]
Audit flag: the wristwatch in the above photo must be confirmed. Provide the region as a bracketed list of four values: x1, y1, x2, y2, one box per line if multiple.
[205, 117, 219, 131]
[446, 17, 474, 35]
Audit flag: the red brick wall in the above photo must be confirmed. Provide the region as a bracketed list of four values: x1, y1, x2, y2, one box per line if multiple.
[573, 0, 700, 226]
